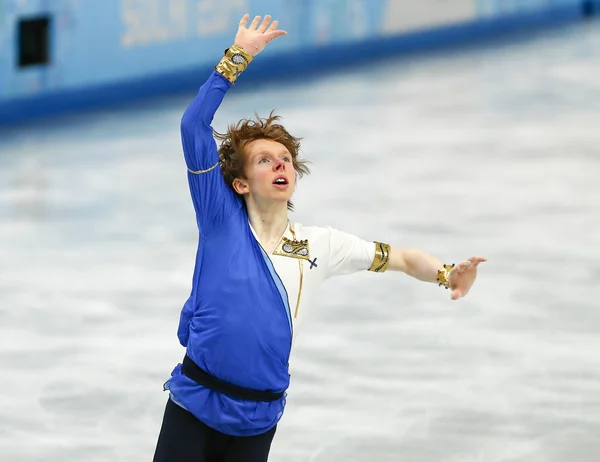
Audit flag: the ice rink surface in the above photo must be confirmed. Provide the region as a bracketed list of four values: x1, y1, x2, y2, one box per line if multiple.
[1, 19, 599, 462]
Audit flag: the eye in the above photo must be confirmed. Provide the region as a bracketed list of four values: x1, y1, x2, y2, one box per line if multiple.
[282, 156, 291, 163]
[258, 157, 269, 164]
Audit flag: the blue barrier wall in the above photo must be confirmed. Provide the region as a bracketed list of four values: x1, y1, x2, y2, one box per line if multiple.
[0, 0, 596, 125]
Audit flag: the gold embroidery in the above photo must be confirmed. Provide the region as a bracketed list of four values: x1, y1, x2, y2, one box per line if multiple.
[273, 236, 310, 261]
[188, 162, 219, 174]
[369, 242, 390, 273]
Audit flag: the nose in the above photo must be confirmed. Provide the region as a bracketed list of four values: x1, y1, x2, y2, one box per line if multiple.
[273, 158, 285, 171]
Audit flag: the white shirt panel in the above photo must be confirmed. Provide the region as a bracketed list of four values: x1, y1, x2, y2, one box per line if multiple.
[268, 223, 376, 333]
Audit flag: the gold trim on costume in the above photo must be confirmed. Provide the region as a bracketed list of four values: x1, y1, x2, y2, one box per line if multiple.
[269, 223, 307, 319]
[188, 162, 219, 174]
[369, 242, 390, 273]
[294, 254, 304, 319]
[436, 263, 455, 289]
[214, 45, 254, 85]
[289, 224, 304, 319]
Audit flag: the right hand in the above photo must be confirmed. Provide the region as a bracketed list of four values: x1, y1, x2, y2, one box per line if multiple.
[234, 14, 287, 57]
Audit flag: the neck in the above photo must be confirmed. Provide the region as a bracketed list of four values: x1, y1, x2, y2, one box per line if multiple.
[246, 199, 289, 251]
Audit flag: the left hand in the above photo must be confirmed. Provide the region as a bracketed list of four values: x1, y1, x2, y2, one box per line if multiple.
[448, 256, 487, 300]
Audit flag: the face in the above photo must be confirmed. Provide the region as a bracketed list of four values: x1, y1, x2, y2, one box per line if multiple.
[233, 138, 296, 206]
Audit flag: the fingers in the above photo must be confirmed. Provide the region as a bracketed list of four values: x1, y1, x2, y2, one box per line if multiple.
[245, 14, 284, 34]
[451, 257, 487, 276]
[238, 13, 249, 29]
[451, 289, 462, 300]
[257, 15, 271, 33]
[468, 256, 487, 267]
[453, 261, 472, 274]
[249, 15, 262, 30]
[265, 30, 287, 43]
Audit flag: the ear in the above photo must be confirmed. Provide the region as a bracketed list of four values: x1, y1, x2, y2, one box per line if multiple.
[232, 177, 249, 195]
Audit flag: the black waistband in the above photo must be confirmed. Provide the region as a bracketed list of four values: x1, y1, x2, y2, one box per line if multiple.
[181, 355, 285, 402]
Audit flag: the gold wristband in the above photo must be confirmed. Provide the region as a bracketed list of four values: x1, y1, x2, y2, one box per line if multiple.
[436, 263, 455, 289]
[214, 45, 254, 84]
[369, 242, 390, 273]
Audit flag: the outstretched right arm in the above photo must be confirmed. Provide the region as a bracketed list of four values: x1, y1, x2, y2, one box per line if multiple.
[179, 14, 287, 234]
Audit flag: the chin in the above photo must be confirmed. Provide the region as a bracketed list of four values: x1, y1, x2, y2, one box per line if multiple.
[271, 192, 293, 204]
[275, 194, 293, 204]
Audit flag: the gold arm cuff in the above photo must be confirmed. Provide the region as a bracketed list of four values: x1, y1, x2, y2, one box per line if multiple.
[188, 162, 219, 174]
[369, 242, 390, 273]
[436, 263, 455, 289]
[214, 45, 254, 84]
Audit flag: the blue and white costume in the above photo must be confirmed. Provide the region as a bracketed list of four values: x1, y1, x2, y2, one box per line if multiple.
[164, 70, 387, 437]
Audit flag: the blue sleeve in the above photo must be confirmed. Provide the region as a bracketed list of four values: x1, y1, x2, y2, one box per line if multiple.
[180, 71, 242, 235]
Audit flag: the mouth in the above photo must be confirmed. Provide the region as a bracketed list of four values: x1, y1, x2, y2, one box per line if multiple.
[272, 176, 289, 187]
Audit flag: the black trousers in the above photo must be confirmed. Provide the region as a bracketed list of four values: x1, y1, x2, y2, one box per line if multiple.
[153, 398, 277, 462]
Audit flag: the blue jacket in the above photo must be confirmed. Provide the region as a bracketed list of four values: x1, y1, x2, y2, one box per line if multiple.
[165, 71, 293, 436]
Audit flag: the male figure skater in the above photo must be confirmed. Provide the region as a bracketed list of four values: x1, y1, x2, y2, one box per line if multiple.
[153, 13, 486, 462]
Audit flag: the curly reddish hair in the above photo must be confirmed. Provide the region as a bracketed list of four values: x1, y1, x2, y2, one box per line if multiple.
[214, 111, 310, 211]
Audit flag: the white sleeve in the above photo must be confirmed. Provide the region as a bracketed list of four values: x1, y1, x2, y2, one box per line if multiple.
[324, 226, 376, 279]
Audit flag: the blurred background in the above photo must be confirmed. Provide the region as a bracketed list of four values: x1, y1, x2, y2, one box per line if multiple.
[1, 1, 600, 461]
